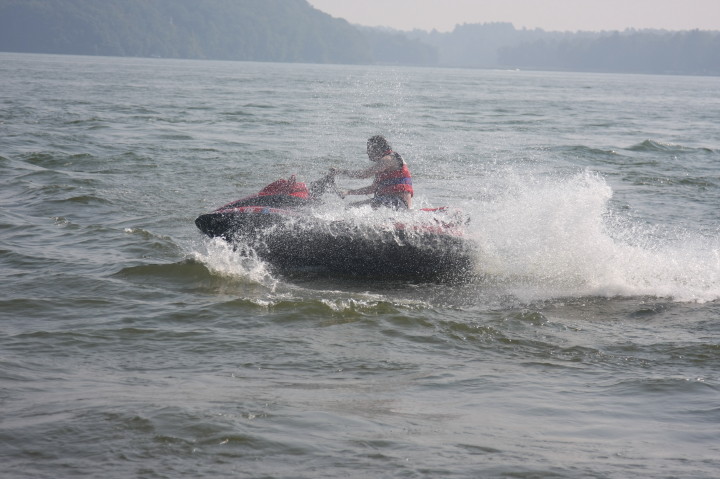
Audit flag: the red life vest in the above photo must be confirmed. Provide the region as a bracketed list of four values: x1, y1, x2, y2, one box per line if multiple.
[374, 153, 413, 197]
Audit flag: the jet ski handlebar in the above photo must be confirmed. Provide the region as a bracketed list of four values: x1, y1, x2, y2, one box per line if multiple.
[310, 172, 345, 199]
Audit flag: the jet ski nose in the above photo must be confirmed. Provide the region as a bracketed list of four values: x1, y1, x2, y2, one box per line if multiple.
[195, 213, 224, 238]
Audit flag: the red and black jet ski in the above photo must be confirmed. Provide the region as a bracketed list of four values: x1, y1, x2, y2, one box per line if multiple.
[195, 174, 476, 281]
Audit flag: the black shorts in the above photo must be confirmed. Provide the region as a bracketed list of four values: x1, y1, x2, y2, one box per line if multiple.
[371, 195, 408, 209]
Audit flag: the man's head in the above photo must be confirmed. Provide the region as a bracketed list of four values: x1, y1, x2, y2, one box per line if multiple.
[367, 135, 391, 161]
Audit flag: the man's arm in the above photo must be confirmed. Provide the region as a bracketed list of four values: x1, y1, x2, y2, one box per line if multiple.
[336, 155, 394, 179]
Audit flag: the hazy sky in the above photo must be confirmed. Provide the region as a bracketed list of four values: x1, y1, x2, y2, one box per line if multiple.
[307, 0, 720, 32]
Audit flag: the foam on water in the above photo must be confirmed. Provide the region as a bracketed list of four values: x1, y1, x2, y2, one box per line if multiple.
[468, 168, 720, 302]
[191, 237, 280, 290]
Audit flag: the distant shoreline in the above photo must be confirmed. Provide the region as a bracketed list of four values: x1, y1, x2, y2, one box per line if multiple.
[1, 0, 717, 76]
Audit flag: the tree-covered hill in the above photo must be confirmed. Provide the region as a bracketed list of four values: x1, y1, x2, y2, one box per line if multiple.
[0, 0, 436, 65]
[1, 0, 718, 75]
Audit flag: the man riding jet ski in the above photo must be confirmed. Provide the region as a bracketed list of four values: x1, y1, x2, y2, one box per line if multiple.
[195, 138, 475, 281]
[331, 135, 414, 210]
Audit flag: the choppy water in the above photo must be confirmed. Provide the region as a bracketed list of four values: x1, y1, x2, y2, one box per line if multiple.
[1, 53, 719, 478]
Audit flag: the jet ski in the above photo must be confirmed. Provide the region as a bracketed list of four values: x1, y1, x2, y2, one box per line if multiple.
[195, 173, 476, 281]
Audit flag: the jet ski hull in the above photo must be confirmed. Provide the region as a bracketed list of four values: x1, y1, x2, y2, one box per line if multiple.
[195, 176, 476, 281]
[195, 208, 475, 281]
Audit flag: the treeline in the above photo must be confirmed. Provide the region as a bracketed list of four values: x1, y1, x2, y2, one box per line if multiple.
[0, 0, 435, 65]
[0, 0, 718, 75]
[498, 30, 720, 75]
[498, 29, 720, 75]
[411, 23, 720, 75]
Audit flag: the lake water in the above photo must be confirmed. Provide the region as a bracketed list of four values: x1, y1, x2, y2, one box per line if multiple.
[1, 52, 719, 478]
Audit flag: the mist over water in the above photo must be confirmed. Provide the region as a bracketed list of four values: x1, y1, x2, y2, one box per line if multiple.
[1, 53, 719, 478]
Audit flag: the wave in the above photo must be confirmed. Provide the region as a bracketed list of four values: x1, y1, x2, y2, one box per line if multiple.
[464, 168, 720, 303]
[48, 194, 112, 206]
[113, 238, 291, 300]
[626, 139, 717, 154]
[64, 117, 107, 127]
[114, 249, 438, 317]
[559, 145, 623, 157]
[630, 175, 718, 189]
[21, 151, 98, 168]
[189, 238, 279, 287]
[115, 258, 229, 283]
[557, 141, 717, 160]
